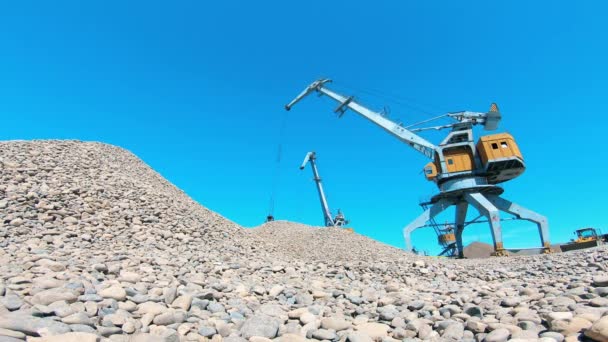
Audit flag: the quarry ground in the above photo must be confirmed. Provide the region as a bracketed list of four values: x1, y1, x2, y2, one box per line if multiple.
[0, 141, 607, 342]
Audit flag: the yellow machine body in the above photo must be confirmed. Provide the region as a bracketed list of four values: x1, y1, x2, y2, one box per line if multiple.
[424, 162, 438, 181]
[444, 148, 475, 173]
[423, 133, 525, 184]
[438, 233, 456, 244]
[574, 228, 598, 243]
[477, 133, 525, 183]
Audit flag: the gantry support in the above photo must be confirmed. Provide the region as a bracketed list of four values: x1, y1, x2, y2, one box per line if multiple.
[403, 192, 550, 257]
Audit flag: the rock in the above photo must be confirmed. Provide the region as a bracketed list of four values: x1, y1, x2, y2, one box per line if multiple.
[26, 332, 99, 342]
[484, 328, 510, 342]
[552, 297, 576, 307]
[249, 337, 273, 342]
[240, 314, 280, 339]
[596, 287, 608, 297]
[79, 294, 103, 302]
[500, 297, 520, 307]
[0, 328, 25, 339]
[97, 326, 122, 337]
[300, 312, 316, 325]
[408, 300, 425, 310]
[259, 303, 286, 318]
[278, 334, 309, 342]
[593, 276, 608, 287]
[137, 302, 167, 315]
[547, 312, 573, 322]
[0, 315, 70, 335]
[92, 264, 108, 273]
[99, 286, 127, 301]
[1, 293, 23, 311]
[295, 293, 313, 305]
[464, 305, 483, 318]
[171, 295, 192, 311]
[540, 331, 565, 342]
[37, 259, 66, 272]
[61, 312, 94, 326]
[70, 324, 97, 333]
[163, 287, 177, 305]
[122, 321, 135, 334]
[269, 285, 284, 297]
[128, 333, 168, 342]
[152, 311, 186, 325]
[562, 316, 592, 335]
[9, 218, 23, 227]
[590, 297, 608, 307]
[198, 326, 217, 337]
[355, 322, 390, 340]
[206, 301, 225, 313]
[31, 288, 78, 305]
[0, 336, 24, 342]
[585, 315, 608, 342]
[347, 331, 374, 342]
[466, 320, 487, 333]
[118, 271, 141, 283]
[312, 329, 337, 340]
[442, 322, 464, 340]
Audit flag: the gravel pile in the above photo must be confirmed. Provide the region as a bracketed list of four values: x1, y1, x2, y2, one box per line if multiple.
[1, 140, 607, 342]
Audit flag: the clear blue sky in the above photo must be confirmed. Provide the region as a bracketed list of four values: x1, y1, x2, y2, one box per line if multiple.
[1, 1, 606, 254]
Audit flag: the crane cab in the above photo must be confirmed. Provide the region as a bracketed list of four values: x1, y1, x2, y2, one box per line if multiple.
[424, 133, 525, 184]
[476, 133, 525, 184]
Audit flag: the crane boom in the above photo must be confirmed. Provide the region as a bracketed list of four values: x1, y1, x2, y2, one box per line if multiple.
[300, 152, 335, 227]
[286, 79, 437, 159]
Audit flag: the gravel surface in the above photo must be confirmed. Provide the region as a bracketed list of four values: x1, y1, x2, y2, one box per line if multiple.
[0, 140, 607, 342]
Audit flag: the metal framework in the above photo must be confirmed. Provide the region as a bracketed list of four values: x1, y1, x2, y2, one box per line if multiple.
[300, 151, 348, 227]
[286, 79, 550, 257]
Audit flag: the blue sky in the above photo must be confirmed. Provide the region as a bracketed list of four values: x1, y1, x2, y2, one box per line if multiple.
[1, 1, 607, 255]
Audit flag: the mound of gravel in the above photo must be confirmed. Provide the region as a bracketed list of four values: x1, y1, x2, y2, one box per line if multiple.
[1, 140, 607, 342]
[463, 242, 494, 259]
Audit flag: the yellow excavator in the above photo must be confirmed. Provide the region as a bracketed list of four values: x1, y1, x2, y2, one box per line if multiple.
[561, 228, 607, 252]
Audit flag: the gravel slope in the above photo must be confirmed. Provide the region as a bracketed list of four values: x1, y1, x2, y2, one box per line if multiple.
[0, 140, 607, 342]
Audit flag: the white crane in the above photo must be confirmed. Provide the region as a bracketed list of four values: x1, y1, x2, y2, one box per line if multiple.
[300, 151, 348, 227]
[286, 79, 550, 257]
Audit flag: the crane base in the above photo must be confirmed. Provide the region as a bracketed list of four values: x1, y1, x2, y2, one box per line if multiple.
[404, 189, 550, 258]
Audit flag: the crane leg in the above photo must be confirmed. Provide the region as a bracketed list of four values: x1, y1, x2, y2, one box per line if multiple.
[455, 202, 468, 258]
[487, 195, 551, 253]
[403, 199, 452, 252]
[465, 192, 506, 256]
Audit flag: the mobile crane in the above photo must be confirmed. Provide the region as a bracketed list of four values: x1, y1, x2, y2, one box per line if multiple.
[286, 79, 550, 257]
[300, 151, 349, 228]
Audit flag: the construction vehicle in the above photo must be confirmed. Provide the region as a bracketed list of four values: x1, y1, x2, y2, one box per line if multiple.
[561, 228, 607, 252]
[286, 79, 550, 257]
[300, 151, 350, 229]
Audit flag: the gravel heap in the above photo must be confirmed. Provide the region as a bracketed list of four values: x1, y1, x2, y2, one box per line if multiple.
[1, 140, 607, 342]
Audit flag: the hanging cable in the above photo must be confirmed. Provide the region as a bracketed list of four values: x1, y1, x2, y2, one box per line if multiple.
[266, 110, 289, 222]
[334, 81, 452, 119]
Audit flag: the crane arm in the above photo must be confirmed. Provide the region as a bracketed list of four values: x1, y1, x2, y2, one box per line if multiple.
[286, 79, 437, 159]
[299, 152, 312, 170]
